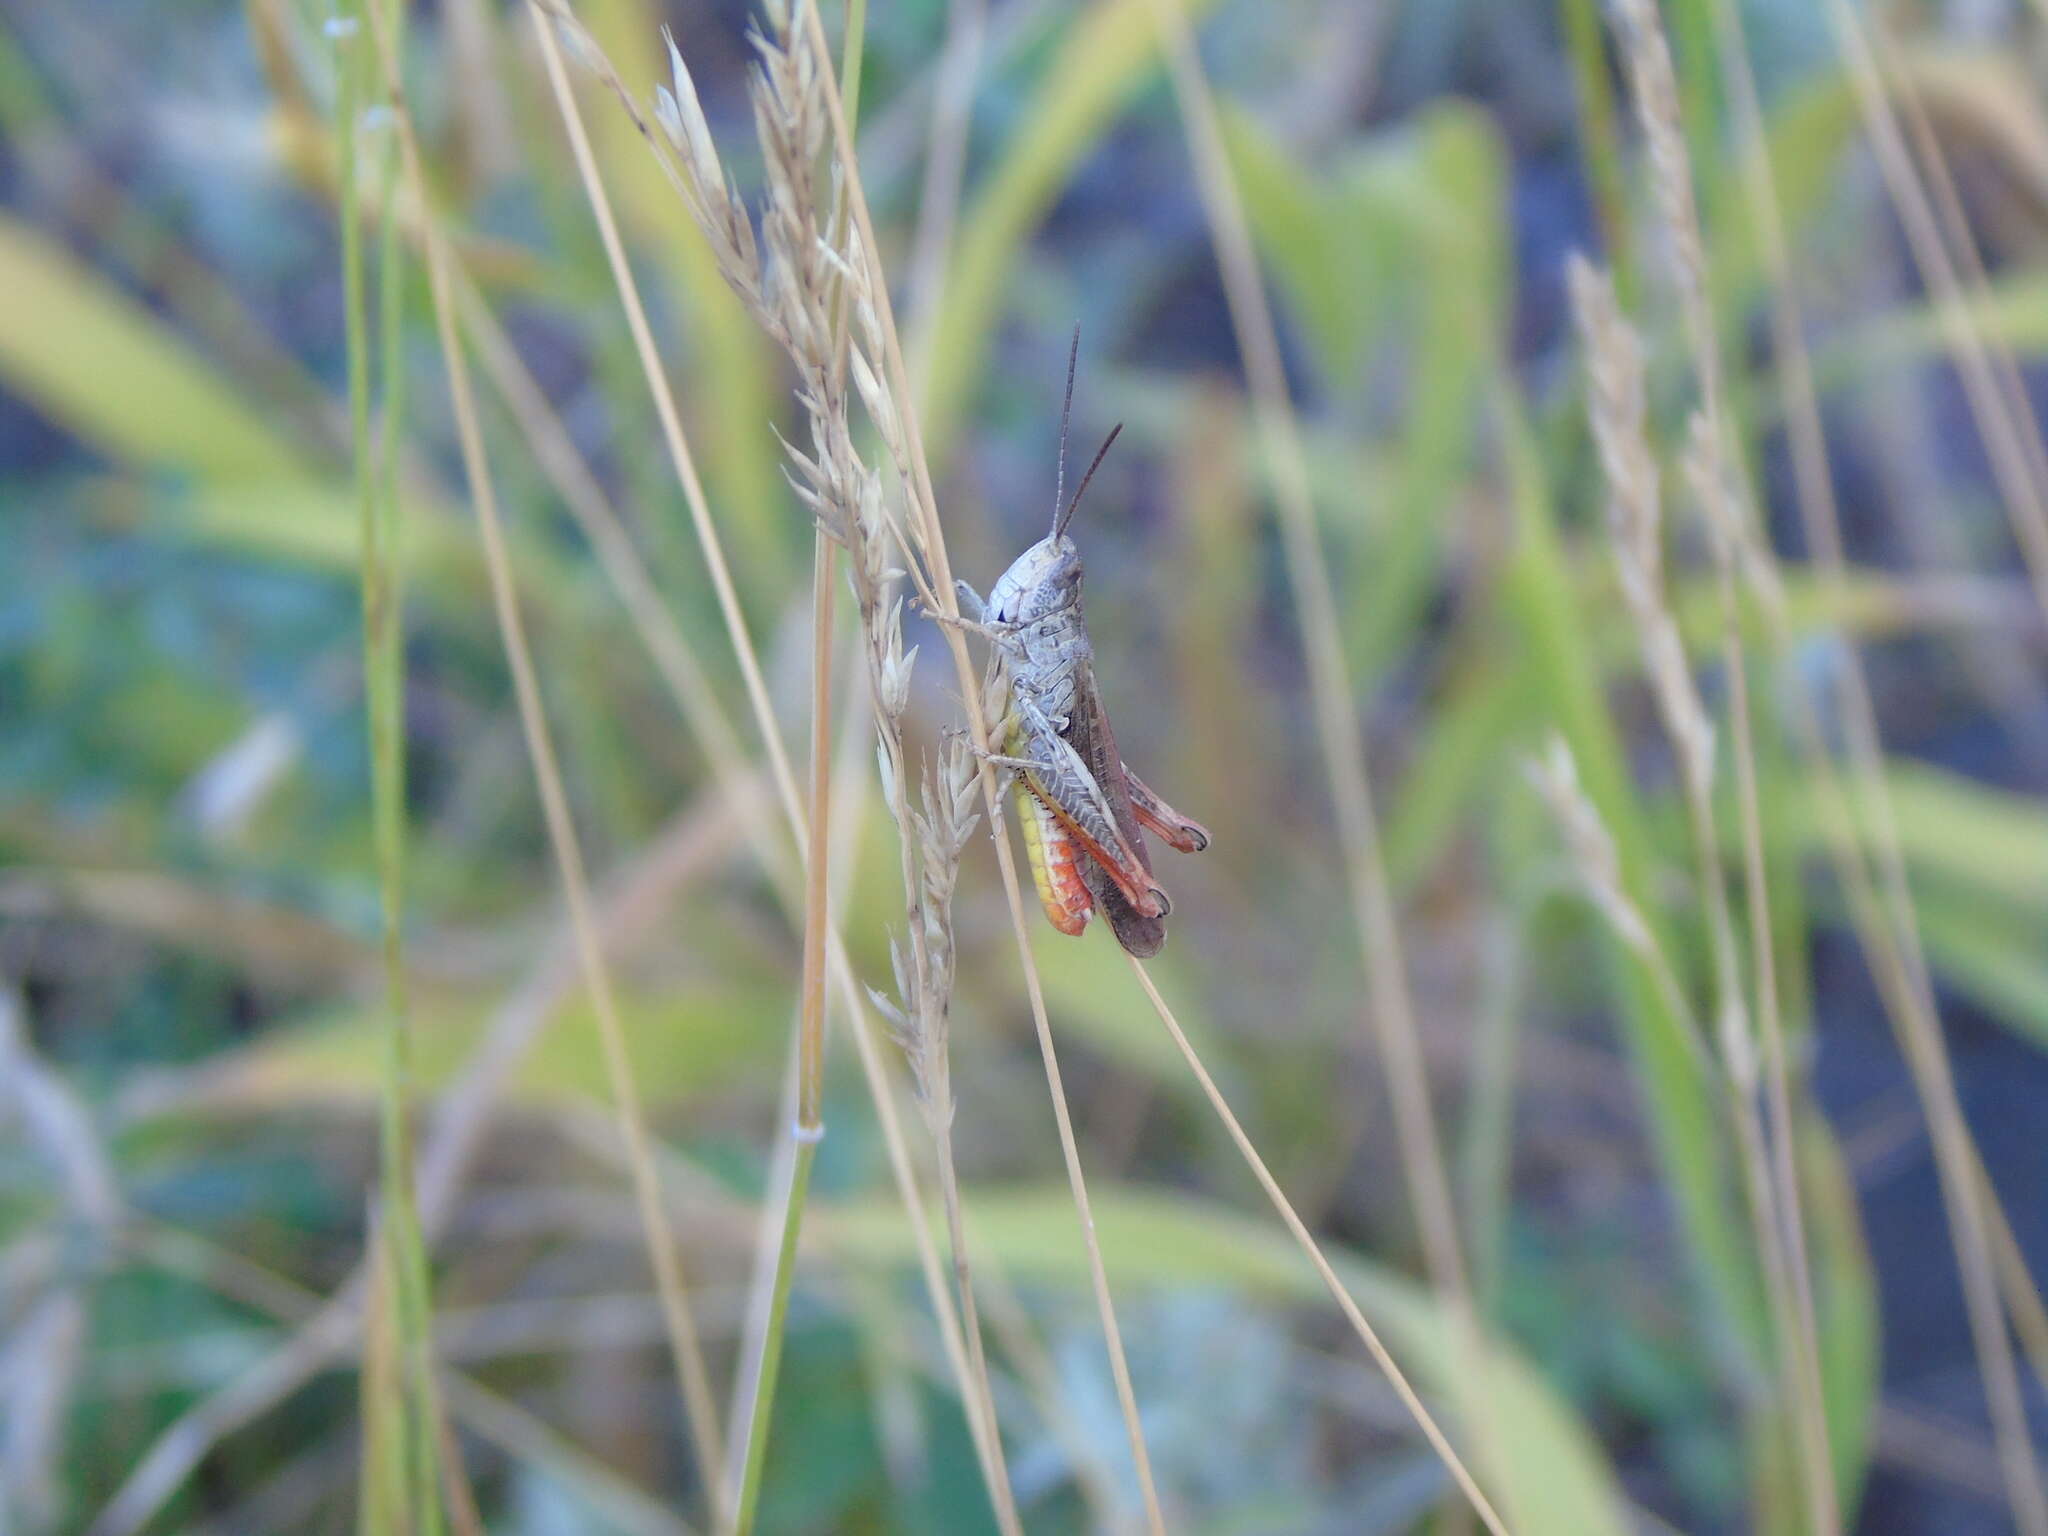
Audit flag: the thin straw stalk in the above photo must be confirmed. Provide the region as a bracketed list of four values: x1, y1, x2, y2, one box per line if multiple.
[1124, 957, 1510, 1536]
[1137, 4, 1518, 1525]
[1819, 0, 2048, 629]
[338, 0, 447, 1524]
[381, 11, 729, 1517]
[1713, 2, 2048, 1527]
[790, 3, 1167, 1522]
[520, 8, 1017, 1514]
[1141, 0, 1473, 1311]
[728, 527, 837, 1534]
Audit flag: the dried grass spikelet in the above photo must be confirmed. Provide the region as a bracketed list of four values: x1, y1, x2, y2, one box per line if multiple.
[1526, 735, 1714, 1073]
[654, 2, 972, 1093]
[1567, 255, 1716, 798]
[872, 738, 980, 1118]
[1610, 0, 1707, 330]
[1526, 734, 1651, 956]
[1680, 409, 1788, 620]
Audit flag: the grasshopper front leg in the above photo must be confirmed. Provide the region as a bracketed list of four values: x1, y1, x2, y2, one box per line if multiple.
[919, 581, 1016, 648]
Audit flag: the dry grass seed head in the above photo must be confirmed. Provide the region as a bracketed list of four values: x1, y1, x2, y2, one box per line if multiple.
[1567, 254, 1716, 795]
[1526, 733, 1653, 956]
[1610, 0, 1707, 321]
[1682, 409, 1788, 616]
[655, 1, 974, 1094]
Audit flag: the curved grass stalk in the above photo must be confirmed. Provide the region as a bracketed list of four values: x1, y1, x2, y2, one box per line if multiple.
[338, 1, 446, 1524]
[1140, 0, 1472, 1313]
[1124, 958, 1509, 1536]
[1138, 6, 1513, 1522]
[521, 7, 1016, 1517]
[379, 12, 728, 1518]
[1717, 6, 2048, 1530]
[791, 4, 1165, 1521]
[1827, 2, 2048, 630]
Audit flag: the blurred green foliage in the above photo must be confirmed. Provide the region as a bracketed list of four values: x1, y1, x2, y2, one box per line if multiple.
[6, 0, 2048, 1532]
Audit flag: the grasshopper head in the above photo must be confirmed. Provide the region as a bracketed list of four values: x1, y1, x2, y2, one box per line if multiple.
[987, 533, 1084, 625]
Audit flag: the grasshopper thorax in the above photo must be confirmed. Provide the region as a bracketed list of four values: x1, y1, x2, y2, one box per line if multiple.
[986, 533, 1084, 627]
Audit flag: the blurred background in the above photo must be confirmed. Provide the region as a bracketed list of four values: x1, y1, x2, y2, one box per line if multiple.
[6, 0, 2048, 1531]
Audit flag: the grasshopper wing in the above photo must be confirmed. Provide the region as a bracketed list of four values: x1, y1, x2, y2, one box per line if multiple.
[1063, 666, 1178, 956]
[1059, 666, 1168, 906]
[1081, 853, 1167, 957]
[1013, 697, 1168, 920]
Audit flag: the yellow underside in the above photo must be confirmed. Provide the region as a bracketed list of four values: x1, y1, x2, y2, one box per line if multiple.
[1015, 780, 1088, 935]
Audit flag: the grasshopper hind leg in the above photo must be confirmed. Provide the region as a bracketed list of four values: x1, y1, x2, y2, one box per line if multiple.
[1011, 711, 1168, 921]
[1121, 765, 1211, 853]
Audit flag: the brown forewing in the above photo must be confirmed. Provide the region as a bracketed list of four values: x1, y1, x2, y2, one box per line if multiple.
[1063, 663, 1168, 956]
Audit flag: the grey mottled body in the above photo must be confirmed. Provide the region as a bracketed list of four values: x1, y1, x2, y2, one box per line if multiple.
[950, 331, 1209, 955]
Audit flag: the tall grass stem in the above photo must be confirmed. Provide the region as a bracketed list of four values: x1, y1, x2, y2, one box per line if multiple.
[389, 13, 729, 1517]
[516, 8, 1017, 1515]
[340, 0, 447, 1523]
[727, 528, 837, 1534]
[794, 3, 1165, 1521]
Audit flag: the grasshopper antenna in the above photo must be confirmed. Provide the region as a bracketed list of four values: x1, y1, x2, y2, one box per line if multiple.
[1055, 422, 1122, 539]
[1052, 322, 1081, 534]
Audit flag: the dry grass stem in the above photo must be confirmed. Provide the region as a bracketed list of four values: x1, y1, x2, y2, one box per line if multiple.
[1128, 3, 1538, 1524]
[385, 10, 729, 1515]
[525, 4, 1028, 1516]
[1820, 0, 2048, 629]
[1712, 3, 2048, 1526]
[1145, 0, 1474, 1338]
[1569, 235, 1834, 1529]
[1124, 959, 1510, 1536]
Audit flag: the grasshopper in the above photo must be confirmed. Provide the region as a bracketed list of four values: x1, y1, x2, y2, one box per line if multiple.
[952, 332, 1210, 957]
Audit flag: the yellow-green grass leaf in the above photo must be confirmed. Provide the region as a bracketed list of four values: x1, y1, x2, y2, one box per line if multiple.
[826, 1185, 1633, 1536]
[0, 214, 312, 480]
[184, 980, 786, 1113]
[1781, 761, 2048, 915]
[1915, 891, 2048, 1051]
[921, 0, 1222, 470]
